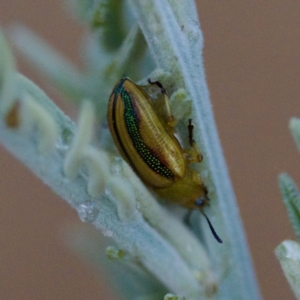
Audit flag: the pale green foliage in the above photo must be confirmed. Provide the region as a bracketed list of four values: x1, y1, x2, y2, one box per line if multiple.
[0, 1, 261, 299]
[275, 240, 300, 299]
[0, 31, 16, 114]
[164, 294, 186, 300]
[278, 173, 300, 239]
[290, 118, 300, 153]
[277, 118, 300, 298]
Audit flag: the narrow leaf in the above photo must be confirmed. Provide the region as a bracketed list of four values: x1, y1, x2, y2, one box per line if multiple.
[279, 173, 300, 239]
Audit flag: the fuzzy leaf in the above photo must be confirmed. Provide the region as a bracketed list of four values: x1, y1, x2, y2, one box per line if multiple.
[275, 240, 300, 299]
[279, 173, 300, 239]
[290, 118, 300, 153]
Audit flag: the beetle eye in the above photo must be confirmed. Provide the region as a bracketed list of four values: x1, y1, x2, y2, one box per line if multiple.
[195, 197, 205, 207]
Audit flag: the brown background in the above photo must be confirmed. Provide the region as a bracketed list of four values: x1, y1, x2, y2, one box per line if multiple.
[0, 1, 299, 299]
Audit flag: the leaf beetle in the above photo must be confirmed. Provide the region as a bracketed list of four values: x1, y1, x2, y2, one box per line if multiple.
[107, 78, 222, 243]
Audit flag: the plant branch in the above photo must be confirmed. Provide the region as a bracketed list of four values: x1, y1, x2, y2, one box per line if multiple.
[129, 1, 261, 299]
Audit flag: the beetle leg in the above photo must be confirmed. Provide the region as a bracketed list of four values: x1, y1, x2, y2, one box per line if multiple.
[184, 119, 203, 163]
[148, 79, 176, 128]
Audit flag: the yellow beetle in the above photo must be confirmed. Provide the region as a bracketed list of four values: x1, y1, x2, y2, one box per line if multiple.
[107, 78, 222, 243]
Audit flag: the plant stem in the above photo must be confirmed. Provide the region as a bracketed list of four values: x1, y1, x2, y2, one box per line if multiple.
[129, 1, 261, 299]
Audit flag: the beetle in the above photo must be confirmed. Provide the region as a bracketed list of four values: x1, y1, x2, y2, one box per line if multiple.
[107, 78, 222, 243]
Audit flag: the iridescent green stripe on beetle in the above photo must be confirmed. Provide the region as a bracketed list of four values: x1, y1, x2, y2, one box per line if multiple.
[119, 87, 174, 179]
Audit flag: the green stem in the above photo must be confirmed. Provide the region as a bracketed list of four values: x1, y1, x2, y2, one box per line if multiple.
[129, 1, 261, 299]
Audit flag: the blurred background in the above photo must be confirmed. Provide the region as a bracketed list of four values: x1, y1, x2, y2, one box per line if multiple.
[0, 1, 299, 299]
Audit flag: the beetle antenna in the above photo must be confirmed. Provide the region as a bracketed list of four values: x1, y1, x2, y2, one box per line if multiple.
[201, 210, 223, 243]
